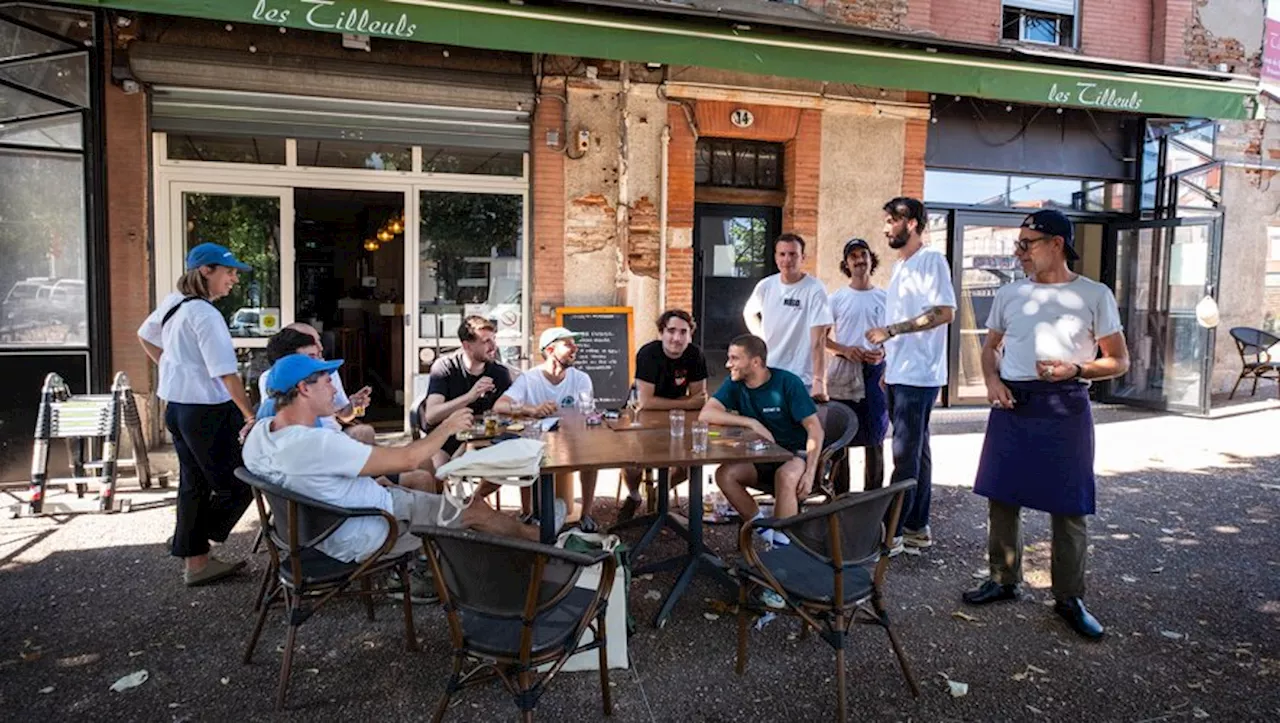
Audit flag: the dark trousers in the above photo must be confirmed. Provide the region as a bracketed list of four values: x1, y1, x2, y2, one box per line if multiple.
[166, 401, 251, 558]
[887, 384, 939, 535]
[831, 401, 885, 493]
[987, 499, 1087, 600]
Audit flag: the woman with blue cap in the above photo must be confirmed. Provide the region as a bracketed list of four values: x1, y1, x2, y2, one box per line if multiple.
[138, 242, 257, 586]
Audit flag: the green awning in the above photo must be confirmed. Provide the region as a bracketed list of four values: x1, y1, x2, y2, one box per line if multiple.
[66, 0, 1261, 120]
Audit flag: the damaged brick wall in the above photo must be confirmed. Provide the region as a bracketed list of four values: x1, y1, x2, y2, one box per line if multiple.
[626, 197, 660, 276]
[812, 0, 908, 31]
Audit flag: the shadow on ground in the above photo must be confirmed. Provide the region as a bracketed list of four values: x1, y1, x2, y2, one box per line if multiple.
[2, 451, 1280, 722]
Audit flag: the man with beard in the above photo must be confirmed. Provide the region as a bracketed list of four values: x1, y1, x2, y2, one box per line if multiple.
[865, 197, 956, 556]
[825, 238, 889, 492]
[700, 334, 823, 546]
[743, 233, 834, 401]
[264, 322, 375, 444]
[617, 309, 709, 522]
[961, 209, 1128, 640]
[418, 316, 514, 469]
[494, 327, 600, 531]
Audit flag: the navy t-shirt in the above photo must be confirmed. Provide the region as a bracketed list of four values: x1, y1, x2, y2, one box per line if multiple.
[712, 367, 817, 452]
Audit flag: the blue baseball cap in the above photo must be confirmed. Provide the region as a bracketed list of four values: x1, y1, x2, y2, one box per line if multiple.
[264, 354, 344, 395]
[186, 242, 251, 271]
[1020, 209, 1078, 261]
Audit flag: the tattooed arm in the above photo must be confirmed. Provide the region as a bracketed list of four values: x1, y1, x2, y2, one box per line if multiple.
[865, 305, 955, 345]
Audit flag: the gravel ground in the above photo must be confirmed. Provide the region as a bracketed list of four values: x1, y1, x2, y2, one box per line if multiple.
[2, 406, 1279, 722]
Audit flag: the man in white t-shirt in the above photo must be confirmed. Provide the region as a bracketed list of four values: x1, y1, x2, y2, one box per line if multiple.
[493, 326, 600, 531]
[962, 209, 1129, 641]
[243, 354, 554, 601]
[743, 233, 834, 401]
[865, 197, 957, 555]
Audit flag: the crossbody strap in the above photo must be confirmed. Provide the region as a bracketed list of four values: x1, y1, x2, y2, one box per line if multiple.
[160, 296, 212, 327]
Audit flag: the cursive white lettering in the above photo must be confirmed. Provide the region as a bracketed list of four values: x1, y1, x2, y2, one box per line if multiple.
[1047, 81, 1143, 111]
[252, 0, 290, 23]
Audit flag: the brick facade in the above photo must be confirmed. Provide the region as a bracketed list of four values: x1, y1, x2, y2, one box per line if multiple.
[103, 44, 153, 395]
[665, 104, 696, 313]
[901, 117, 927, 199]
[783, 110, 823, 274]
[531, 96, 567, 344]
[1079, 0, 1154, 64]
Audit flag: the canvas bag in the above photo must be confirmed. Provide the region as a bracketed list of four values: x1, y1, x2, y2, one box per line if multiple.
[541, 529, 630, 672]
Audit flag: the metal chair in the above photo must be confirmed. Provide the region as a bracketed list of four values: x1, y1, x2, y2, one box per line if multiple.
[413, 525, 616, 722]
[735, 480, 920, 719]
[1228, 327, 1280, 399]
[235, 467, 419, 710]
[814, 402, 859, 501]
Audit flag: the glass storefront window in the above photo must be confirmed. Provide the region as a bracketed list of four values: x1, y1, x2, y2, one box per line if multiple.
[0, 149, 87, 346]
[297, 139, 411, 171]
[925, 169, 1133, 213]
[167, 133, 286, 165]
[418, 191, 523, 363]
[0, 113, 80, 149]
[182, 192, 282, 338]
[422, 147, 523, 176]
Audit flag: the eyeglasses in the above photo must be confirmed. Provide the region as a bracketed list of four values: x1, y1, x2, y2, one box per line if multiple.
[1013, 235, 1054, 253]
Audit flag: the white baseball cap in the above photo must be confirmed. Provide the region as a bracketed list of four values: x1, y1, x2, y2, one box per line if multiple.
[538, 326, 581, 351]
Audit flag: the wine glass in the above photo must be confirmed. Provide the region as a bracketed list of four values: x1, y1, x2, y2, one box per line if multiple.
[625, 386, 642, 426]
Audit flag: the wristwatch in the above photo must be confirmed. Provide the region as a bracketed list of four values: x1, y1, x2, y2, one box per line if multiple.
[1071, 363, 1084, 380]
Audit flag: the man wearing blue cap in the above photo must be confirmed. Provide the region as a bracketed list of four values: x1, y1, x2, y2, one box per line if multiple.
[139, 242, 258, 586]
[243, 354, 554, 599]
[961, 209, 1129, 640]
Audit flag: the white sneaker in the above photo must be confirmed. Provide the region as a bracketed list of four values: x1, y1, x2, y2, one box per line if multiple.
[887, 536, 904, 557]
[755, 528, 791, 547]
[553, 499, 567, 533]
[903, 526, 933, 549]
[760, 590, 787, 609]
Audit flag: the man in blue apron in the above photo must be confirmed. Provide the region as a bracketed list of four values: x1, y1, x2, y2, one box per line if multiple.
[961, 210, 1130, 640]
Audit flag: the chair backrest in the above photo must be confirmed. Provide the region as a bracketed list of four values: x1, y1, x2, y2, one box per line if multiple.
[1230, 327, 1279, 359]
[419, 526, 604, 619]
[234, 467, 355, 562]
[816, 402, 858, 456]
[776, 479, 914, 568]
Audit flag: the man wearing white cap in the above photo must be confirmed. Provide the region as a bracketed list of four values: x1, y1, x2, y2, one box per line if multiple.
[494, 326, 600, 531]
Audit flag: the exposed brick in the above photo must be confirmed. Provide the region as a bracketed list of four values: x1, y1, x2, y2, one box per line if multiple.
[531, 98, 566, 343]
[694, 100, 801, 142]
[901, 118, 927, 199]
[783, 110, 822, 274]
[626, 196, 660, 276]
[929, 0, 1001, 45]
[1080, 0, 1152, 63]
[104, 43, 153, 394]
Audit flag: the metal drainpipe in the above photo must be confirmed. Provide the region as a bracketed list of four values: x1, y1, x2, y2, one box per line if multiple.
[658, 124, 670, 310]
[616, 62, 630, 305]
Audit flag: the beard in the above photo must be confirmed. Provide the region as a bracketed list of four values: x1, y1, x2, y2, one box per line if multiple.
[888, 228, 910, 249]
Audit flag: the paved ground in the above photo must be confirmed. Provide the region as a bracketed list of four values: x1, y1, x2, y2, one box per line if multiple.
[2, 405, 1279, 722]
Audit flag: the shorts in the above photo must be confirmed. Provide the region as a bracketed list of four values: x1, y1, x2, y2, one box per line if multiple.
[749, 452, 807, 494]
[383, 486, 465, 557]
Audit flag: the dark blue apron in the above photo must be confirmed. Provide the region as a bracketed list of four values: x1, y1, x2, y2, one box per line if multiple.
[974, 380, 1095, 516]
[852, 362, 889, 446]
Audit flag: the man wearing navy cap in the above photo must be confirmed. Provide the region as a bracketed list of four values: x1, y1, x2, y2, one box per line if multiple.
[243, 354, 557, 601]
[960, 209, 1130, 640]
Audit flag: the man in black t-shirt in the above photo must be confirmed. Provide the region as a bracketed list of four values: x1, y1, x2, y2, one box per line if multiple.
[418, 316, 514, 468]
[618, 309, 709, 521]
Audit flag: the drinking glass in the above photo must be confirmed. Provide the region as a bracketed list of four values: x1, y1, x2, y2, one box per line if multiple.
[691, 421, 709, 453]
[577, 390, 595, 415]
[625, 387, 642, 426]
[669, 409, 686, 438]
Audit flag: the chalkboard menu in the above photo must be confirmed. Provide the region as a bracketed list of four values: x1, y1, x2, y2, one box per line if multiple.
[555, 306, 635, 409]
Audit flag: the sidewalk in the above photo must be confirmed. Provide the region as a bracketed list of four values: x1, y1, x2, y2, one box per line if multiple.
[2, 407, 1279, 721]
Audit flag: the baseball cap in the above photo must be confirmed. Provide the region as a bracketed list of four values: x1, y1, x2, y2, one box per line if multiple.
[842, 238, 871, 257]
[264, 354, 343, 394]
[1020, 209, 1078, 261]
[538, 326, 581, 351]
[186, 242, 251, 271]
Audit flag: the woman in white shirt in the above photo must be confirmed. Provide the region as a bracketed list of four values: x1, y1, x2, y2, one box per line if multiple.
[137, 243, 256, 587]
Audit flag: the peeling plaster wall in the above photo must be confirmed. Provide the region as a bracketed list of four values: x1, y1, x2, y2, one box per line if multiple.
[563, 82, 621, 307]
[816, 112, 907, 294]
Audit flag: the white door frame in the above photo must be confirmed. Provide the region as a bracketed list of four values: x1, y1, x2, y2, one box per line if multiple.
[152, 133, 530, 432]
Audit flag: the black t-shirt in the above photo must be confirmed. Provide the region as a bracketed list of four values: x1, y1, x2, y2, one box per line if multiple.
[634, 340, 709, 400]
[424, 351, 513, 426]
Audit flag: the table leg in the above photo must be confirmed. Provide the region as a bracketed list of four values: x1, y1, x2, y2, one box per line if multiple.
[649, 465, 738, 628]
[538, 472, 557, 544]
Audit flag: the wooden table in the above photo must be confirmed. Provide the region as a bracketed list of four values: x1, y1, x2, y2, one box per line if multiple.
[537, 410, 792, 627]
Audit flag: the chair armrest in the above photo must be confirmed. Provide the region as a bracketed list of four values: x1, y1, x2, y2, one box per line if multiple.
[410, 525, 611, 567]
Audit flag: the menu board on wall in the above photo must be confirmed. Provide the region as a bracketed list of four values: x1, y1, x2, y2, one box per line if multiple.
[554, 306, 635, 409]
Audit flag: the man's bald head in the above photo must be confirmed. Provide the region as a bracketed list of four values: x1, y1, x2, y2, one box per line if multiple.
[286, 322, 321, 346]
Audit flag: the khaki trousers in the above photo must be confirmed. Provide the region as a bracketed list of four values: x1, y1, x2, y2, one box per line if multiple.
[987, 499, 1087, 601]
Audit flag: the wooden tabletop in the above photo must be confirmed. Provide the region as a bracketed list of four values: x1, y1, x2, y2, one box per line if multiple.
[539, 410, 793, 473]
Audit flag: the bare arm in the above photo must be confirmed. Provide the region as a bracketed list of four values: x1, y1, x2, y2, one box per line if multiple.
[1084, 332, 1130, 380]
[981, 329, 1014, 409]
[423, 392, 472, 426]
[636, 379, 707, 411]
[809, 325, 831, 400]
[139, 337, 163, 365]
[796, 413, 824, 495]
[360, 409, 472, 477]
[219, 373, 256, 421]
[824, 334, 862, 362]
[698, 397, 772, 441]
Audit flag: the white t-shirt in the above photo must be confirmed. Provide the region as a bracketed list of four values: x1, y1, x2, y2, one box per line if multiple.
[242, 418, 390, 562]
[829, 287, 887, 350]
[883, 247, 957, 388]
[137, 292, 240, 404]
[986, 276, 1123, 382]
[743, 273, 834, 388]
[503, 366, 593, 409]
[258, 370, 348, 432]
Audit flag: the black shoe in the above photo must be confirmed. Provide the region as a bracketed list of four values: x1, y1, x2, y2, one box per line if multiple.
[1054, 598, 1104, 640]
[617, 496, 641, 523]
[962, 580, 1021, 606]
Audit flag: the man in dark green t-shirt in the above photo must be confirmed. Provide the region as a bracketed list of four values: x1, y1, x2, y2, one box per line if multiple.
[700, 334, 823, 544]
